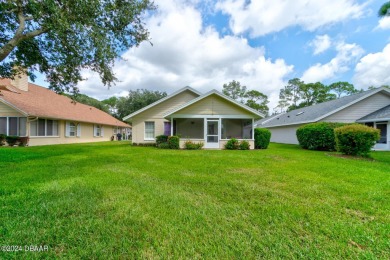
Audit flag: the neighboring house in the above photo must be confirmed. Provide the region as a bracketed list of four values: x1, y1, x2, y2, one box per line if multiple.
[0, 75, 130, 146]
[256, 87, 390, 150]
[123, 87, 264, 149]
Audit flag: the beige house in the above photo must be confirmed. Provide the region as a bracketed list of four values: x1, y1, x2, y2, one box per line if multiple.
[257, 87, 390, 150]
[0, 75, 130, 146]
[123, 87, 264, 149]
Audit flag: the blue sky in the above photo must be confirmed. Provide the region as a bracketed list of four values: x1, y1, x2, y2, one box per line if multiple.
[35, 0, 390, 110]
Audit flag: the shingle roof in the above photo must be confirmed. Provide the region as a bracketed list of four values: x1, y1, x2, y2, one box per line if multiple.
[357, 105, 390, 122]
[257, 87, 390, 128]
[0, 78, 129, 127]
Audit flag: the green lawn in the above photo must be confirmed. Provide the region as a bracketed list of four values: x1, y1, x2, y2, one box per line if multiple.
[0, 142, 389, 259]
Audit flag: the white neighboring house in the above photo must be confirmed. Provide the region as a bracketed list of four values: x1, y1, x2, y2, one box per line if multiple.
[256, 87, 390, 150]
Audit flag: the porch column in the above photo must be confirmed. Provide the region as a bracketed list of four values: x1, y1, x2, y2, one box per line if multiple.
[252, 118, 255, 140]
[170, 117, 173, 136]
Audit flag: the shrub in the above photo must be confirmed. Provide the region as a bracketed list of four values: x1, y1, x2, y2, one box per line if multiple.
[132, 142, 156, 147]
[157, 142, 171, 149]
[184, 140, 204, 150]
[239, 140, 250, 150]
[6, 136, 19, 146]
[0, 134, 6, 146]
[334, 124, 380, 156]
[254, 128, 271, 149]
[296, 122, 347, 151]
[156, 135, 168, 145]
[225, 138, 239, 150]
[167, 136, 180, 149]
[18, 137, 29, 147]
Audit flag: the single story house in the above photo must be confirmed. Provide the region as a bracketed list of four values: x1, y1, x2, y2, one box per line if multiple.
[256, 87, 390, 150]
[0, 74, 130, 146]
[123, 87, 264, 149]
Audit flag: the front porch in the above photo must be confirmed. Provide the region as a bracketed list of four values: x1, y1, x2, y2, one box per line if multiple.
[168, 117, 255, 149]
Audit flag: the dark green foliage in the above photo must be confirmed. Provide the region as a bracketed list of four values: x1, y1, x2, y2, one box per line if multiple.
[0, 0, 155, 93]
[5, 136, 19, 146]
[254, 128, 271, 149]
[296, 122, 347, 151]
[378, 2, 390, 17]
[184, 140, 204, 150]
[132, 142, 156, 147]
[156, 135, 169, 146]
[63, 93, 110, 114]
[157, 143, 171, 149]
[335, 124, 380, 156]
[116, 89, 167, 119]
[225, 138, 240, 150]
[0, 134, 6, 146]
[167, 136, 180, 149]
[239, 140, 250, 150]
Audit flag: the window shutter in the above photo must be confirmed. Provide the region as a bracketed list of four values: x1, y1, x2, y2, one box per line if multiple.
[93, 125, 97, 137]
[65, 121, 70, 137]
[77, 123, 81, 137]
[101, 126, 104, 137]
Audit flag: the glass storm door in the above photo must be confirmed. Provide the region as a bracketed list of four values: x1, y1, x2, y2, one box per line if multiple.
[205, 120, 219, 148]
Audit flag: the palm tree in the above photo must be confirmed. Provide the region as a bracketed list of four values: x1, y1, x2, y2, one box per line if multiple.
[379, 2, 390, 17]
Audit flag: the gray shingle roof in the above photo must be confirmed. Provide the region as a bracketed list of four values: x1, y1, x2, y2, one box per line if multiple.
[357, 104, 390, 122]
[257, 87, 390, 128]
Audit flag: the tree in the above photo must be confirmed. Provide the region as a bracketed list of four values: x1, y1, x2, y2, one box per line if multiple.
[116, 89, 167, 120]
[222, 80, 247, 102]
[279, 78, 303, 110]
[102, 96, 119, 116]
[222, 80, 269, 115]
[245, 90, 269, 116]
[328, 82, 359, 98]
[299, 82, 335, 106]
[0, 0, 154, 92]
[379, 2, 390, 17]
[63, 93, 110, 114]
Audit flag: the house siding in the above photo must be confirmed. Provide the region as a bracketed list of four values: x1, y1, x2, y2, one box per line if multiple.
[0, 101, 24, 117]
[266, 124, 303, 144]
[321, 93, 390, 122]
[28, 121, 114, 146]
[176, 94, 254, 116]
[131, 90, 198, 143]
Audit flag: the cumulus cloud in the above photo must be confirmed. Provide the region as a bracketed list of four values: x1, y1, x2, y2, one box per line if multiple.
[376, 17, 390, 30]
[216, 0, 365, 37]
[353, 43, 390, 88]
[310, 35, 332, 55]
[77, 0, 293, 110]
[301, 41, 364, 83]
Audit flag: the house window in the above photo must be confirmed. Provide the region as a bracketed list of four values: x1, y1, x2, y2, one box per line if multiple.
[69, 122, 76, 137]
[145, 121, 155, 140]
[0, 117, 28, 136]
[94, 125, 104, 137]
[30, 119, 59, 137]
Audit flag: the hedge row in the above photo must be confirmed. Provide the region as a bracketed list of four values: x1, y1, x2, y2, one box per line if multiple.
[0, 134, 29, 147]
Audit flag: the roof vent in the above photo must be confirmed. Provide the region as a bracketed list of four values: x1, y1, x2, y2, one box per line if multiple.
[296, 112, 304, 116]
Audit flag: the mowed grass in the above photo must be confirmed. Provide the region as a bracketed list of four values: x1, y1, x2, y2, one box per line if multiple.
[0, 142, 389, 259]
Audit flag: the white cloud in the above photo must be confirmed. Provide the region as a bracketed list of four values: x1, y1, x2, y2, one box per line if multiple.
[302, 41, 364, 83]
[216, 0, 365, 37]
[376, 17, 390, 30]
[77, 0, 293, 111]
[310, 35, 332, 55]
[353, 43, 390, 88]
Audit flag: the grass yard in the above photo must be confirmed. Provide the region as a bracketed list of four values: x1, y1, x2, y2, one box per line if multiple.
[0, 142, 389, 259]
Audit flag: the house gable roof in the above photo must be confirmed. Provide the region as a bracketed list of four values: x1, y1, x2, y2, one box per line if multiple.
[163, 89, 264, 118]
[122, 86, 201, 121]
[0, 78, 130, 127]
[258, 87, 390, 128]
[357, 104, 390, 122]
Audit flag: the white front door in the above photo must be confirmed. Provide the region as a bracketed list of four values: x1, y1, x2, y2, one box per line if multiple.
[374, 122, 389, 150]
[205, 119, 219, 148]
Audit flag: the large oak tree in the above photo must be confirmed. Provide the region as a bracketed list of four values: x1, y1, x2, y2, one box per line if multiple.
[0, 0, 154, 92]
